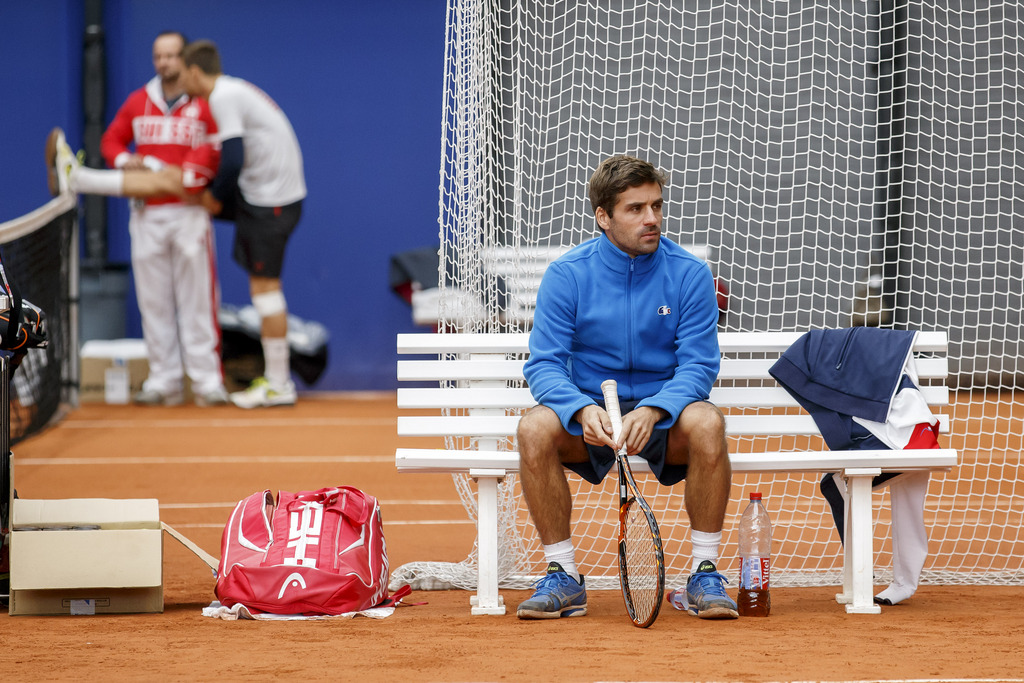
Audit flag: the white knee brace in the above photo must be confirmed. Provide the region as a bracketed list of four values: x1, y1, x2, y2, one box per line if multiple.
[252, 289, 287, 318]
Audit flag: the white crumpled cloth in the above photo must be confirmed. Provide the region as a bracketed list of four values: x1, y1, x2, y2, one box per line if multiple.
[202, 601, 396, 621]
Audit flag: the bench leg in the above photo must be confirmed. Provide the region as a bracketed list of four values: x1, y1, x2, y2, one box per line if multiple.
[836, 467, 882, 614]
[469, 469, 506, 615]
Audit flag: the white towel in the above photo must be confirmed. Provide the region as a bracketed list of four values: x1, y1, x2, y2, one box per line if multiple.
[202, 601, 396, 621]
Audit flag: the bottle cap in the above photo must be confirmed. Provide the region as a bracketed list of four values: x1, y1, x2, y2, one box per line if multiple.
[750, 492, 762, 500]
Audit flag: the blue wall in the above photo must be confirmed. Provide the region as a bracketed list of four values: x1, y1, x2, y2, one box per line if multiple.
[0, 1, 445, 391]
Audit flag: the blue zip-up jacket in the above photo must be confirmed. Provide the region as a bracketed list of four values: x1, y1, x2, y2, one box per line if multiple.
[523, 233, 720, 435]
[768, 327, 917, 450]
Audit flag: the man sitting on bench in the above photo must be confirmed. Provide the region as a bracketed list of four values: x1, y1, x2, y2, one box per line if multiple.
[515, 155, 737, 620]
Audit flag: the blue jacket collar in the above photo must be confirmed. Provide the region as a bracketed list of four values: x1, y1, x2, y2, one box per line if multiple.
[597, 232, 663, 274]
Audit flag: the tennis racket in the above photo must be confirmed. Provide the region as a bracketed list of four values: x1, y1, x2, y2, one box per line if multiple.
[601, 379, 666, 628]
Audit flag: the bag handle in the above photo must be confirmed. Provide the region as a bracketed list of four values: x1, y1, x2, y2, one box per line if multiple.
[290, 486, 372, 524]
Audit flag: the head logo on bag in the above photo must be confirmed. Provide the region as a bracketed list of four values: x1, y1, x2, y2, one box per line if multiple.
[277, 572, 307, 599]
[215, 487, 397, 616]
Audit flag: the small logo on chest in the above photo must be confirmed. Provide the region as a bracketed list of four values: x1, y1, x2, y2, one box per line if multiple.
[657, 306, 671, 316]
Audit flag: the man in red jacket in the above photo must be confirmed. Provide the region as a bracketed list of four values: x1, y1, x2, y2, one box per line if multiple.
[100, 31, 227, 407]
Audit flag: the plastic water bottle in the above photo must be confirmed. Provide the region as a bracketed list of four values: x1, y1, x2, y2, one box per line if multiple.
[737, 492, 772, 616]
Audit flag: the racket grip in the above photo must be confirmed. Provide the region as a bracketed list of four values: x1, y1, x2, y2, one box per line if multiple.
[600, 379, 624, 444]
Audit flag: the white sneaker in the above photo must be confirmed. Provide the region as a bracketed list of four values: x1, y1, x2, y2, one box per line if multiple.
[195, 386, 229, 407]
[229, 377, 297, 409]
[45, 127, 79, 196]
[133, 387, 185, 406]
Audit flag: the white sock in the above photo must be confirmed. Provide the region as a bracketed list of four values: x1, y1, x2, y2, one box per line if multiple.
[70, 166, 124, 196]
[261, 337, 291, 387]
[543, 539, 580, 583]
[691, 530, 722, 572]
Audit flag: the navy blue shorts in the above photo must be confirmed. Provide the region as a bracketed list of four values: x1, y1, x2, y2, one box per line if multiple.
[232, 196, 302, 278]
[564, 399, 689, 487]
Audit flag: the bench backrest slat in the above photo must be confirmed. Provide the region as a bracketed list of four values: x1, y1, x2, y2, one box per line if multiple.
[398, 387, 537, 409]
[397, 385, 949, 410]
[397, 356, 948, 383]
[398, 413, 951, 438]
[397, 330, 948, 356]
[716, 356, 947, 380]
[397, 359, 526, 382]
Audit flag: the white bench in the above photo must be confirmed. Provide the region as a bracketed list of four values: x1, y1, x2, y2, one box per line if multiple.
[396, 331, 957, 615]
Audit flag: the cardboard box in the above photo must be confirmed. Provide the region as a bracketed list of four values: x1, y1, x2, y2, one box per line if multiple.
[79, 339, 150, 404]
[79, 339, 195, 403]
[9, 498, 163, 615]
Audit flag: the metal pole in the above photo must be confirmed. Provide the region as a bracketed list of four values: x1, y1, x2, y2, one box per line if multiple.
[82, 0, 107, 269]
[876, 0, 909, 328]
[0, 355, 10, 602]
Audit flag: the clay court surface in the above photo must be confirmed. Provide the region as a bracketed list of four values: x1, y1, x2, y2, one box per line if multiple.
[2, 395, 1022, 682]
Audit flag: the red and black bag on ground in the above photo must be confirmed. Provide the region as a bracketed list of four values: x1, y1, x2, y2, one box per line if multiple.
[215, 486, 399, 615]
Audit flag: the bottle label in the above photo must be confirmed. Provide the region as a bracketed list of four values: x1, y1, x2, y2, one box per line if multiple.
[739, 556, 770, 590]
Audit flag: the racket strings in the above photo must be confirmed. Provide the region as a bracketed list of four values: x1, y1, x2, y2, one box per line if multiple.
[621, 500, 664, 623]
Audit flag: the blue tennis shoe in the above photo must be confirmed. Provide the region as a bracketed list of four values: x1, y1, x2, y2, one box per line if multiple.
[683, 560, 738, 619]
[516, 562, 587, 619]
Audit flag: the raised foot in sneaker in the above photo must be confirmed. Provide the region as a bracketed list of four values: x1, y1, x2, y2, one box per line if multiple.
[229, 377, 297, 409]
[516, 562, 587, 619]
[683, 560, 738, 619]
[45, 127, 79, 196]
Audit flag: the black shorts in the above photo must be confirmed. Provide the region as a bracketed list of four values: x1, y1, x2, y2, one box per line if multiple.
[564, 399, 689, 487]
[232, 196, 302, 278]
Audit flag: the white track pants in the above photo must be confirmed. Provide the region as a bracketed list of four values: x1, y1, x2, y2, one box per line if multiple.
[130, 203, 222, 395]
[878, 470, 930, 603]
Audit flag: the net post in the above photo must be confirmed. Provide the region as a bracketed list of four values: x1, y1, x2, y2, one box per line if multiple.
[68, 208, 81, 408]
[1, 355, 10, 603]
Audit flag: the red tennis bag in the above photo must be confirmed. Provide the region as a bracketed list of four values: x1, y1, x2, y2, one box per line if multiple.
[215, 487, 391, 615]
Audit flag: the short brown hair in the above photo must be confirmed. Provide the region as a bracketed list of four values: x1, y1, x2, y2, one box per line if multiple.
[588, 155, 666, 217]
[182, 39, 222, 75]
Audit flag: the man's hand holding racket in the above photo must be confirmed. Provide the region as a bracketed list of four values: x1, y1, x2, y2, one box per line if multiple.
[576, 402, 665, 455]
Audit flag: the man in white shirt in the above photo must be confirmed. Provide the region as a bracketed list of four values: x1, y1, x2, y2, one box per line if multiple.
[181, 40, 306, 409]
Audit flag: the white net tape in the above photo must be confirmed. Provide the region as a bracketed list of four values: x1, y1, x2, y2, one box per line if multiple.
[390, 0, 1024, 591]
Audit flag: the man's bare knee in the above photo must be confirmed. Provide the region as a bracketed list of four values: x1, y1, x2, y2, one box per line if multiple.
[671, 401, 728, 465]
[516, 406, 562, 460]
[684, 401, 726, 440]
